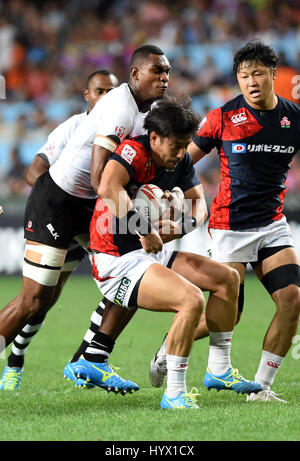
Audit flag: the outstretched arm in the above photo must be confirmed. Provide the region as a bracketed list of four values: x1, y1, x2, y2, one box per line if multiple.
[187, 141, 208, 164]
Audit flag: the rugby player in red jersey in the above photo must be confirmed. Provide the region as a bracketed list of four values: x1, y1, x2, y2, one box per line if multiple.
[72, 99, 263, 409]
[151, 41, 300, 403]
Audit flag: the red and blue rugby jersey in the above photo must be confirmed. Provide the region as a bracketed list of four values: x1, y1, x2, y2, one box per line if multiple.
[193, 95, 300, 230]
[90, 135, 200, 256]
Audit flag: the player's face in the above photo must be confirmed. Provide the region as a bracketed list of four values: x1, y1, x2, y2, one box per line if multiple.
[84, 74, 119, 111]
[135, 54, 170, 101]
[150, 133, 190, 169]
[237, 61, 276, 110]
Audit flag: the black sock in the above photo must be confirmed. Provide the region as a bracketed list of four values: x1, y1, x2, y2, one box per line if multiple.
[70, 302, 105, 362]
[83, 331, 115, 363]
[7, 314, 46, 368]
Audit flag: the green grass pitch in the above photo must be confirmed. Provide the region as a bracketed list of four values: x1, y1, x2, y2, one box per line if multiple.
[0, 274, 299, 441]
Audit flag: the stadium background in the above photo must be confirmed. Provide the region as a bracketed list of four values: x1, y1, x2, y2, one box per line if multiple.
[0, 1, 300, 443]
[1, 0, 300, 274]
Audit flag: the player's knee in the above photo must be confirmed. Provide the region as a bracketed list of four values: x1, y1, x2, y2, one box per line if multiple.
[50, 272, 70, 307]
[228, 266, 240, 289]
[182, 287, 205, 322]
[221, 266, 240, 301]
[276, 285, 300, 322]
[18, 286, 54, 320]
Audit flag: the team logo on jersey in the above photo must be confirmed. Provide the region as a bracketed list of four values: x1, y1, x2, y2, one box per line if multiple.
[247, 144, 294, 154]
[232, 143, 247, 153]
[47, 223, 60, 240]
[280, 116, 291, 128]
[26, 220, 34, 232]
[114, 125, 126, 138]
[231, 112, 247, 125]
[114, 277, 131, 306]
[121, 144, 137, 165]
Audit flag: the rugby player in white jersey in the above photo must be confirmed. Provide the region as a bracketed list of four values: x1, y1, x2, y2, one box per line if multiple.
[0, 70, 119, 390]
[0, 45, 170, 393]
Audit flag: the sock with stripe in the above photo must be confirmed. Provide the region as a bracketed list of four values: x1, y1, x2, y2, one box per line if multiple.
[254, 350, 284, 389]
[7, 315, 45, 368]
[70, 301, 105, 362]
[83, 331, 115, 363]
[166, 355, 189, 398]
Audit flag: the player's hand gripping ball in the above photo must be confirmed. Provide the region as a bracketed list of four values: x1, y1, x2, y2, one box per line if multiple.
[133, 184, 169, 224]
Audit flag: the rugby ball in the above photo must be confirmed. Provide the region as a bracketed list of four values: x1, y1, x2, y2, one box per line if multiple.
[133, 184, 169, 223]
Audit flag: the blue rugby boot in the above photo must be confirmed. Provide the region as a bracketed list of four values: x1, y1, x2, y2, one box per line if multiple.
[160, 388, 200, 410]
[64, 361, 95, 388]
[203, 367, 263, 395]
[0, 366, 23, 390]
[73, 357, 139, 394]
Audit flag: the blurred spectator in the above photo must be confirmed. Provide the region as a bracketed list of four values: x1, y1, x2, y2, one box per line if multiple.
[275, 65, 300, 104]
[1, 0, 300, 201]
[6, 146, 28, 196]
[194, 56, 221, 95]
[0, 17, 16, 74]
[24, 62, 51, 102]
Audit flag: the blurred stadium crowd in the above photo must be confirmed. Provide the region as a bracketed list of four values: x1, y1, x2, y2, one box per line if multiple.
[0, 0, 300, 207]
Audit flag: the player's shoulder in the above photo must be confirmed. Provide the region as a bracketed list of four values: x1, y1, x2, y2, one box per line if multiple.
[114, 135, 149, 169]
[95, 83, 135, 109]
[180, 152, 194, 167]
[57, 111, 87, 131]
[93, 84, 137, 131]
[221, 94, 245, 113]
[117, 135, 149, 158]
[277, 95, 300, 115]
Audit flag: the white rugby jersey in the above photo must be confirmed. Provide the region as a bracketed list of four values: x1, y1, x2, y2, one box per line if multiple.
[49, 83, 149, 199]
[38, 112, 87, 166]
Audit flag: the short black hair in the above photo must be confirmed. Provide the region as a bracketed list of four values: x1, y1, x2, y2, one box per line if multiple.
[144, 99, 200, 139]
[86, 69, 115, 89]
[233, 40, 278, 73]
[130, 45, 165, 67]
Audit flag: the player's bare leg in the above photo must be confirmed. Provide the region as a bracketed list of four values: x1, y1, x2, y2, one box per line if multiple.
[150, 254, 262, 395]
[4, 270, 73, 368]
[172, 253, 240, 377]
[247, 247, 300, 402]
[98, 300, 137, 341]
[186, 262, 246, 340]
[138, 263, 204, 353]
[0, 241, 67, 350]
[255, 248, 300, 355]
[172, 253, 240, 333]
[137, 263, 204, 408]
[72, 262, 204, 402]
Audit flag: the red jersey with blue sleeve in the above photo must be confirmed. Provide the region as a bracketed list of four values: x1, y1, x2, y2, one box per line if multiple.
[89, 135, 200, 256]
[193, 95, 300, 230]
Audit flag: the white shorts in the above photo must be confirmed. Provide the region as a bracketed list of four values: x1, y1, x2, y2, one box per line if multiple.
[91, 248, 177, 309]
[209, 217, 294, 263]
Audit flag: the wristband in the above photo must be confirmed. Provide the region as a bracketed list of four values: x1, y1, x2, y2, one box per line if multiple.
[180, 215, 197, 237]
